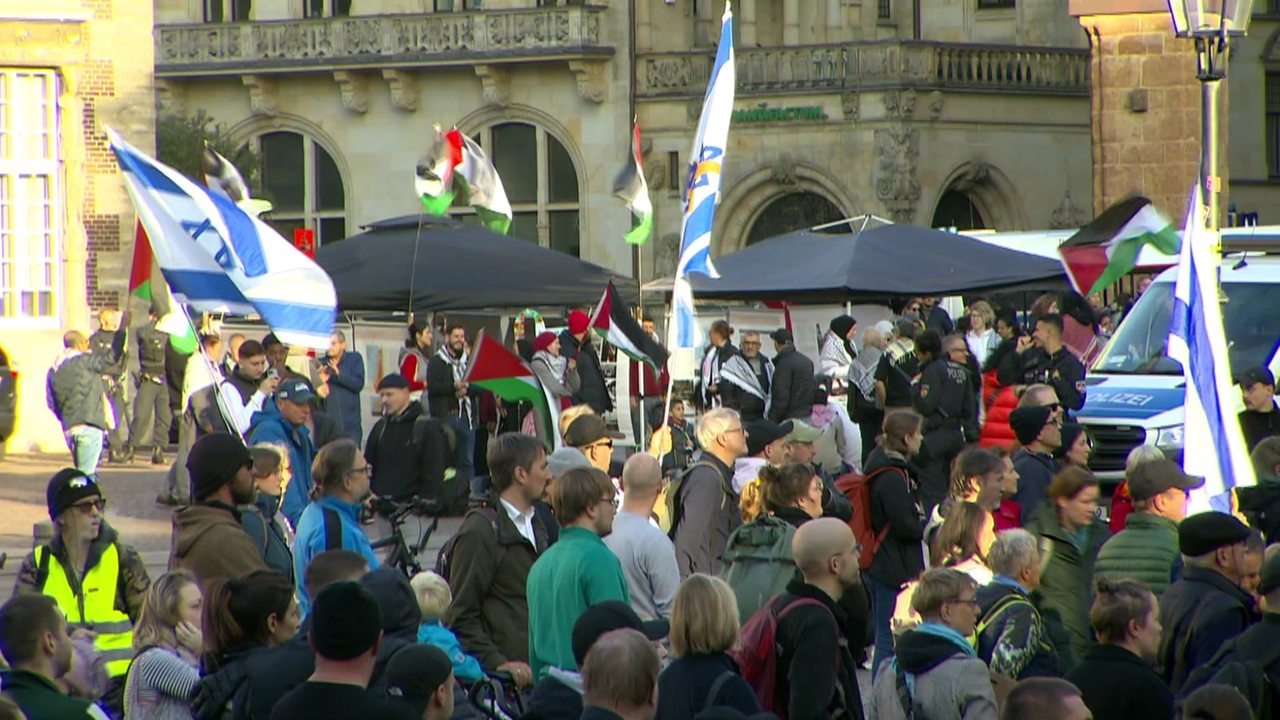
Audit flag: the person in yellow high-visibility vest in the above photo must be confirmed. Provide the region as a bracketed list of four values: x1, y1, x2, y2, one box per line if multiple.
[12, 468, 151, 712]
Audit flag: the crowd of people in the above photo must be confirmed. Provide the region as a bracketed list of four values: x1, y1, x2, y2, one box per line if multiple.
[15, 289, 1280, 720]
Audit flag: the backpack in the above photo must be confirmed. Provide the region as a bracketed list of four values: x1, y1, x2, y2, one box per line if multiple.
[1206, 660, 1278, 720]
[322, 507, 343, 552]
[895, 662, 928, 720]
[834, 466, 901, 570]
[721, 515, 799, 623]
[435, 506, 504, 582]
[664, 460, 719, 540]
[733, 595, 836, 717]
[970, 592, 1035, 659]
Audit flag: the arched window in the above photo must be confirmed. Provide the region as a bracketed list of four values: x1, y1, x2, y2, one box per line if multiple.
[256, 131, 346, 246]
[745, 191, 843, 246]
[931, 190, 986, 231]
[456, 122, 581, 257]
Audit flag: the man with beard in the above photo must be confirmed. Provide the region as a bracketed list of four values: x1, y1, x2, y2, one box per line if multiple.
[292, 439, 380, 616]
[13, 469, 150, 703]
[0, 594, 110, 720]
[364, 374, 457, 509]
[217, 339, 280, 435]
[525, 467, 630, 680]
[428, 324, 482, 482]
[169, 433, 269, 586]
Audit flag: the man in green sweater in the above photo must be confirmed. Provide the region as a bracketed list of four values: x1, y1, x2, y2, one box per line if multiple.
[526, 466, 630, 679]
[0, 594, 109, 720]
[1095, 459, 1203, 598]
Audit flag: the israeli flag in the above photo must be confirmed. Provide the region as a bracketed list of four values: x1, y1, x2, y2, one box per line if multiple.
[1167, 185, 1255, 514]
[108, 127, 337, 349]
[673, 3, 734, 350]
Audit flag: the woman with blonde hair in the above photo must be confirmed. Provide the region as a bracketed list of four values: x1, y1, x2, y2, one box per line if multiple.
[123, 570, 203, 720]
[965, 301, 999, 368]
[656, 575, 762, 719]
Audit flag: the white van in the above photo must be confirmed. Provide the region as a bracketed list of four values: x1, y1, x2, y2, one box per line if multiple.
[1077, 234, 1280, 484]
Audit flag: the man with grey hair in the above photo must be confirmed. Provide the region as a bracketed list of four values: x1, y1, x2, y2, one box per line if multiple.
[670, 408, 748, 577]
[974, 529, 1058, 679]
[320, 328, 366, 443]
[580, 628, 661, 720]
[737, 331, 772, 422]
[605, 453, 680, 620]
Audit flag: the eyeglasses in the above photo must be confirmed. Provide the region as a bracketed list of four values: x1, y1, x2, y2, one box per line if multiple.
[949, 596, 982, 609]
[347, 465, 371, 476]
[721, 426, 747, 436]
[71, 498, 106, 514]
[587, 439, 614, 451]
[600, 497, 620, 510]
[908, 306, 921, 312]
[742, 341, 761, 347]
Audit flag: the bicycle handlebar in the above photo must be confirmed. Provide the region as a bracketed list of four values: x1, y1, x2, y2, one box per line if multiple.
[372, 495, 442, 520]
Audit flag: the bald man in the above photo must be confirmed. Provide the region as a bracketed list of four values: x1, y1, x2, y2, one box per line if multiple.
[602, 453, 680, 621]
[766, 518, 864, 720]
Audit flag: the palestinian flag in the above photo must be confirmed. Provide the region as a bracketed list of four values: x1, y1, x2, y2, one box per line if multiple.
[465, 329, 561, 448]
[415, 127, 513, 234]
[129, 220, 154, 303]
[1059, 196, 1181, 297]
[590, 282, 669, 370]
[613, 122, 653, 245]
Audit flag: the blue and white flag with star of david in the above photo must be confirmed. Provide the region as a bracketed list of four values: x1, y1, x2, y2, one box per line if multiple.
[107, 127, 336, 349]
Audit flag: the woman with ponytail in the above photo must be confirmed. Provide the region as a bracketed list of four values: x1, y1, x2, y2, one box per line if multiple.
[190, 570, 299, 718]
[398, 320, 434, 403]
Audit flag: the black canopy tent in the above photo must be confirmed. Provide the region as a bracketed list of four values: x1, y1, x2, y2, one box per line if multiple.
[317, 215, 639, 313]
[646, 223, 1069, 302]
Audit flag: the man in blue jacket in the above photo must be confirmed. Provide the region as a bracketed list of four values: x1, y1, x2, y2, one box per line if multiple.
[292, 438, 379, 618]
[247, 378, 317, 526]
[320, 329, 365, 444]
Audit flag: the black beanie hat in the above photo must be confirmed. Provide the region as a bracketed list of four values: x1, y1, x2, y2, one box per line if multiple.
[46, 468, 102, 520]
[187, 433, 253, 501]
[1008, 405, 1053, 446]
[311, 581, 383, 660]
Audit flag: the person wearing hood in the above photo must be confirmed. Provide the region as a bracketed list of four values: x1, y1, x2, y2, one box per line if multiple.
[358, 568, 423, 689]
[46, 324, 127, 476]
[530, 331, 581, 413]
[364, 374, 458, 512]
[525, 601, 669, 720]
[1239, 436, 1280, 543]
[169, 434, 269, 587]
[818, 315, 858, 393]
[869, 568, 997, 720]
[293, 439, 380, 618]
[13, 468, 151, 698]
[247, 378, 318, 526]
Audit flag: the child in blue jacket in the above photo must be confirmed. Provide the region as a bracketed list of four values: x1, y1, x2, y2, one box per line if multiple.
[411, 570, 484, 684]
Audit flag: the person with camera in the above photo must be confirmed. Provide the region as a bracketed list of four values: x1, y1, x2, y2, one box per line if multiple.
[217, 339, 281, 436]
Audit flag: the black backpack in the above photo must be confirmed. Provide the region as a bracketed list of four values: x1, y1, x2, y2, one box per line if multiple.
[1204, 652, 1280, 720]
[664, 460, 721, 540]
[435, 506, 503, 582]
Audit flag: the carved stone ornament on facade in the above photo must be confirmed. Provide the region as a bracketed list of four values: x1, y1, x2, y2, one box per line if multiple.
[156, 79, 187, 114]
[771, 162, 799, 186]
[332, 71, 369, 114]
[646, 160, 666, 191]
[474, 64, 511, 107]
[875, 127, 921, 224]
[567, 60, 607, 103]
[382, 69, 418, 112]
[655, 232, 681, 278]
[1050, 190, 1087, 230]
[928, 91, 943, 121]
[883, 88, 917, 121]
[242, 75, 279, 117]
[842, 92, 859, 121]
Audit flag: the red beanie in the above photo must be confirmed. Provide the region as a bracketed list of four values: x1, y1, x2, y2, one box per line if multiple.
[568, 310, 590, 335]
[533, 331, 557, 353]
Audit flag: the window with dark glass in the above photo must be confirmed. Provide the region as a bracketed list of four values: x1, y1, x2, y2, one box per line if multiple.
[977, 0, 1015, 7]
[1268, 73, 1280, 178]
[258, 131, 347, 246]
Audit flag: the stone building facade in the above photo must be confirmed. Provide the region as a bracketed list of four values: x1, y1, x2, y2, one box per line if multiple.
[0, 0, 154, 453]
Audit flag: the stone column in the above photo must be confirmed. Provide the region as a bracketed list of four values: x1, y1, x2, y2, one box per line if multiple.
[825, 0, 842, 42]
[1070, 0, 1227, 221]
[740, 0, 757, 47]
[783, 0, 799, 45]
[635, 0, 651, 50]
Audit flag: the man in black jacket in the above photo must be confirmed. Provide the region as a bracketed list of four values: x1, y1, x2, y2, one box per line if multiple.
[89, 309, 131, 464]
[127, 312, 171, 465]
[771, 517, 863, 720]
[671, 408, 747, 577]
[365, 374, 458, 511]
[427, 324, 482, 481]
[1008, 404, 1061, 525]
[560, 310, 611, 414]
[1237, 366, 1280, 451]
[46, 323, 126, 476]
[912, 332, 977, 513]
[767, 328, 815, 423]
[1158, 512, 1256, 695]
[1000, 314, 1086, 416]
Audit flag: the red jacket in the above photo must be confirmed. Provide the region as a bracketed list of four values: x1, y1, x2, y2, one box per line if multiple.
[1109, 481, 1135, 534]
[979, 382, 1019, 450]
[994, 499, 1022, 532]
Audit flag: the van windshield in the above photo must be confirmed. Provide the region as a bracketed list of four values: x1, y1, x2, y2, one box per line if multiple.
[1093, 281, 1280, 375]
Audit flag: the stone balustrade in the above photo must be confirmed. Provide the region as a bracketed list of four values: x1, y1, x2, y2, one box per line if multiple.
[156, 6, 611, 75]
[637, 41, 1089, 97]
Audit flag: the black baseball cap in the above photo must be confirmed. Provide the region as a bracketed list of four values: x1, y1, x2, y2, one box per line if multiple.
[1238, 366, 1275, 388]
[769, 328, 793, 344]
[385, 644, 454, 716]
[571, 601, 668, 667]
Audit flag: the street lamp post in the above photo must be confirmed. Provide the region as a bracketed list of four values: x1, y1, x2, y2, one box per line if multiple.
[1165, 0, 1255, 232]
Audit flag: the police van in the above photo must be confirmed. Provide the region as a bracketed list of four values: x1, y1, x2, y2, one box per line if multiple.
[1076, 230, 1280, 485]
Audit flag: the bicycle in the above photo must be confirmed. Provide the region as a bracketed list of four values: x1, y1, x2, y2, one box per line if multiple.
[369, 496, 440, 577]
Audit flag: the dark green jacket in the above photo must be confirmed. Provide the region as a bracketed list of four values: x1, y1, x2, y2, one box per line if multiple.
[1026, 504, 1110, 675]
[1, 670, 108, 720]
[1094, 512, 1180, 599]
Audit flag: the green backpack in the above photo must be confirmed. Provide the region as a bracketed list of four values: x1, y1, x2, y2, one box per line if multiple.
[720, 515, 799, 623]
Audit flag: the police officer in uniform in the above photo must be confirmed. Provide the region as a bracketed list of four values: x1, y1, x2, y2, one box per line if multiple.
[126, 311, 172, 465]
[89, 309, 130, 464]
[912, 331, 978, 513]
[1006, 313, 1087, 416]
